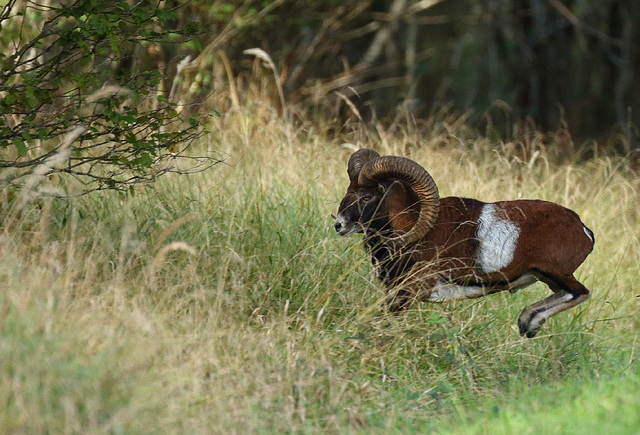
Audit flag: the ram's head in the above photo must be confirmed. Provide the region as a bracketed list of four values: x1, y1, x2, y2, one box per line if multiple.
[334, 148, 440, 246]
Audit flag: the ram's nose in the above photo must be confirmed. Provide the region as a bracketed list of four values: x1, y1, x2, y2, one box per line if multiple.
[334, 215, 355, 236]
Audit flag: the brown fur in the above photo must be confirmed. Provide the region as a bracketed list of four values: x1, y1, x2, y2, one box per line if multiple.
[383, 182, 420, 234]
[380, 195, 593, 285]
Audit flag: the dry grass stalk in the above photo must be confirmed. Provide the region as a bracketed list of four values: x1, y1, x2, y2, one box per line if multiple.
[148, 241, 198, 286]
[244, 48, 287, 119]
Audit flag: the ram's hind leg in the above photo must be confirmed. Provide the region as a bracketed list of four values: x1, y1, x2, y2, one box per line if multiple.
[518, 273, 591, 338]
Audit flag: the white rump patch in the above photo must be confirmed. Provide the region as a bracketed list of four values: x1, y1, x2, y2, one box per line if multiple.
[476, 204, 520, 273]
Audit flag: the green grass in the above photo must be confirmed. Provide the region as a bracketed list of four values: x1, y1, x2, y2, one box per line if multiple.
[1, 107, 639, 433]
[443, 371, 640, 435]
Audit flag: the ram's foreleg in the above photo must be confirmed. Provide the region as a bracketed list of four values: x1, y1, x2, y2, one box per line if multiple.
[383, 272, 439, 313]
[517, 273, 591, 338]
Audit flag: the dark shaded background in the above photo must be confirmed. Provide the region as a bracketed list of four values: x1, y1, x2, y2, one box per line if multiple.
[6, 0, 640, 152]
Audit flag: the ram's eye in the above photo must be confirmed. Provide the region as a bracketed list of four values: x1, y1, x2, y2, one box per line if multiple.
[361, 194, 373, 201]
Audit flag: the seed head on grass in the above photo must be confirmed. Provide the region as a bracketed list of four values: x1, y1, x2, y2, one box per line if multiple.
[244, 48, 287, 119]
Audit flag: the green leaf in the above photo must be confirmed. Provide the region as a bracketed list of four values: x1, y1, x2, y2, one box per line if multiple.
[37, 129, 49, 141]
[14, 138, 27, 156]
[184, 22, 200, 35]
[133, 152, 153, 167]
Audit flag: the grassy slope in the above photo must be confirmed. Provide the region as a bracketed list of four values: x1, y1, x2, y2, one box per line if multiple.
[1, 106, 639, 433]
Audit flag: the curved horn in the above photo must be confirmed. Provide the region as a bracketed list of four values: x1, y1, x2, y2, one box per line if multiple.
[347, 148, 380, 181]
[358, 156, 439, 246]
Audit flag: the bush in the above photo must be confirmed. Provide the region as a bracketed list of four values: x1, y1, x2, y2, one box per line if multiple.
[0, 0, 219, 196]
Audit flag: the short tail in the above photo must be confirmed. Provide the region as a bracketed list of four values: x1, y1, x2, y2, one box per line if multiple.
[583, 225, 595, 246]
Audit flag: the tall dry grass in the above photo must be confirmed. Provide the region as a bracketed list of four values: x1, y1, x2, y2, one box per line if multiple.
[1, 96, 639, 433]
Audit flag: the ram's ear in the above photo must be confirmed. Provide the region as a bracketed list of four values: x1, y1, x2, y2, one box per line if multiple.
[381, 181, 420, 234]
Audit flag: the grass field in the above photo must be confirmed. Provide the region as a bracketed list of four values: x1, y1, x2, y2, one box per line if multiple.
[1, 103, 639, 433]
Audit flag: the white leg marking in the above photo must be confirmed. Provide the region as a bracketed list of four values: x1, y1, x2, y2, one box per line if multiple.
[427, 272, 538, 302]
[508, 272, 538, 293]
[519, 290, 589, 337]
[426, 281, 487, 302]
[525, 292, 575, 333]
[476, 204, 520, 273]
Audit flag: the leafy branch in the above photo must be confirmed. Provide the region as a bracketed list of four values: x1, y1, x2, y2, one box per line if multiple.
[0, 0, 219, 196]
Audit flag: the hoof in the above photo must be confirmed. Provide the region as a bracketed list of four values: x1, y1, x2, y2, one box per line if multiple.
[519, 325, 540, 338]
[518, 309, 546, 338]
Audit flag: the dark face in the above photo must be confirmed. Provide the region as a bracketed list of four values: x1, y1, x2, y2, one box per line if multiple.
[334, 184, 386, 236]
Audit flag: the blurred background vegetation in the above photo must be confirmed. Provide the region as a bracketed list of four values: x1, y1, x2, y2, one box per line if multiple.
[3, 0, 638, 179]
[146, 0, 638, 150]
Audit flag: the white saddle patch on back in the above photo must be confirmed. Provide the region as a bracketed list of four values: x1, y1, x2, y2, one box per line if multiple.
[476, 204, 520, 273]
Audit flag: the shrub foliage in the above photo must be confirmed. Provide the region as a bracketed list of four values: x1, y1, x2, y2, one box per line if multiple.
[0, 0, 218, 195]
